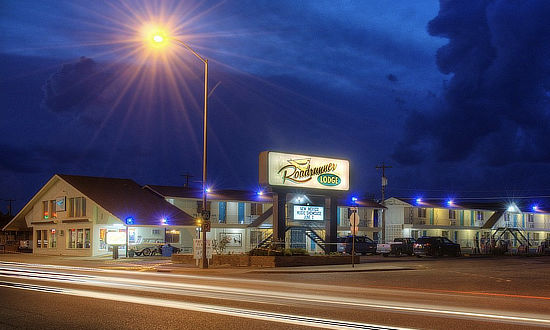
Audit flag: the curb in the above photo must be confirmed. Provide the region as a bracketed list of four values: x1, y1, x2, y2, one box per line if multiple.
[248, 266, 416, 274]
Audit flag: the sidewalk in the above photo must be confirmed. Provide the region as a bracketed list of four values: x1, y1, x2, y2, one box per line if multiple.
[0, 253, 418, 274]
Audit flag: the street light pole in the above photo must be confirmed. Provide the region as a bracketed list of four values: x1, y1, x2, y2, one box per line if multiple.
[171, 39, 209, 269]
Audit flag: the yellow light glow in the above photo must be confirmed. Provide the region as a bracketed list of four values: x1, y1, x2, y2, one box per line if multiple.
[153, 35, 164, 43]
[142, 24, 169, 49]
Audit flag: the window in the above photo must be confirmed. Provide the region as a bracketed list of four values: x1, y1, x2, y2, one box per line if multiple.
[36, 230, 42, 248]
[67, 228, 91, 249]
[84, 229, 91, 248]
[417, 208, 427, 218]
[43, 201, 49, 219]
[442, 231, 449, 238]
[449, 209, 456, 219]
[219, 202, 227, 223]
[251, 203, 262, 216]
[476, 211, 484, 221]
[36, 230, 48, 248]
[152, 229, 160, 235]
[49, 200, 57, 219]
[527, 214, 534, 222]
[99, 229, 107, 250]
[166, 230, 180, 243]
[68, 197, 86, 217]
[50, 229, 57, 248]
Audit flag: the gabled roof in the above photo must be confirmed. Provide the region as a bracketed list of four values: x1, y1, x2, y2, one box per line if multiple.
[337, 199, 385, 209]
[58, 175, 194, 226]
[3, 174, 194, 231]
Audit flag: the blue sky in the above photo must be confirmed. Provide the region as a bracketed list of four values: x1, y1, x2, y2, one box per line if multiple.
[2, 0, 550, 213]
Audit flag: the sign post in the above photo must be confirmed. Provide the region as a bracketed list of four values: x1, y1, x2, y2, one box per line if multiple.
[193, 239, 212, 265]
[349, 207, 359, 268]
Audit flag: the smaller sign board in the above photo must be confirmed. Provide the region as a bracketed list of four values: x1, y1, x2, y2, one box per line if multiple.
[193, 239, 213, 259]
[349, 208, 359, 235]
[349, 212, 359, 227]
[202, 221, 211, 232]
[55, 196, 66, 212]
[294, 205, 324, 221]
[106, 231, 126, 245]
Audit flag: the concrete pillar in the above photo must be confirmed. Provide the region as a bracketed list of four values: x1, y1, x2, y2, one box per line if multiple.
[325, 196, 338, 253]
[272, 191, 286, 246]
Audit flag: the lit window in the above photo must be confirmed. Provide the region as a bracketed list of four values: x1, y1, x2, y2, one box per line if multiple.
[43, 201, 49, 219]
[476, 211, 484, 221]
[67, 228, 91, 249]
[68, 197, 86, 218]
[449, 209, 456, 219]
[417, 208, 427, 218]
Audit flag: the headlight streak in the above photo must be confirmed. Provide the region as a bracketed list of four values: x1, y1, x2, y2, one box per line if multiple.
[0, 280, 406, 330]
[1, 263, 550, 327]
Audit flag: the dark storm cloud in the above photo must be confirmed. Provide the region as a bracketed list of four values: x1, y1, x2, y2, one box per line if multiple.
[387, 74, 398, 82]
[0, 144, 110, 174]
[393, 0, 550, 166]
[214, 1, 441, 91]
[41, 56, 115, 113]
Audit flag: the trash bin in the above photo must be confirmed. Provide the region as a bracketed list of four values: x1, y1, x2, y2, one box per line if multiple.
[161, 244, 173, 257]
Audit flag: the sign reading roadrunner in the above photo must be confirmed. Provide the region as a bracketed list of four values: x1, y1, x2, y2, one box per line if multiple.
[259, 151, 350, 191]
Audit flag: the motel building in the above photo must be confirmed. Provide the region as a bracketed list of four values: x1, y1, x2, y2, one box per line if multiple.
[2, 151, 385, 256]
[385, 197, 550, 251]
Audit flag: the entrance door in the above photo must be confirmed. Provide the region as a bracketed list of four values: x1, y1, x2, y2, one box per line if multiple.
[290, 228, 306, 249]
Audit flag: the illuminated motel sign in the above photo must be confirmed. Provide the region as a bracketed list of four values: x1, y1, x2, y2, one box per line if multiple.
[259, 151, 350, 191]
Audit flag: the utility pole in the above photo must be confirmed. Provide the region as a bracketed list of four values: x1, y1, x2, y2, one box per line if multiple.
[180, 173, 194, 188]
[3, 199, 15, 216]
[376, 163, 392, 243]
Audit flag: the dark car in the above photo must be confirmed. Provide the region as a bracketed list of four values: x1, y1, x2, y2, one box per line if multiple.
[413, 236, 461, 257]
[337, 236, 377, 255]
[379, 237, 416, 256]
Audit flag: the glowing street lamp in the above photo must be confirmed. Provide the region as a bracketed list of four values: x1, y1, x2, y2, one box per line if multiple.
[152, 35, 164, 43]
[150, 29, 210, 269]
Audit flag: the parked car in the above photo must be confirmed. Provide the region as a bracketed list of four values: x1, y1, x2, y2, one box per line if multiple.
[337, 236, 377, 255]
[377, 238, 416, 257]
[413, 236, 461, 257]
[537, 239, 550, 256]
[131, 239, 164, 256]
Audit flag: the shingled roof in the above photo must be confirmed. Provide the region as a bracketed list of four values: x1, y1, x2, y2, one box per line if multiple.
[58, 174, 194, 226]
[391, 197, 550, 213]
[144, 185, 274, 203]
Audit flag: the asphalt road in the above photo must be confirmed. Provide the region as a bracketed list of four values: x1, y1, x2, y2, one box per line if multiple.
[0, 256, 549, 329]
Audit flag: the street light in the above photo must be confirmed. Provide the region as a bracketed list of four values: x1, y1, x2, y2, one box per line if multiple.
[151, 30, 210, 269]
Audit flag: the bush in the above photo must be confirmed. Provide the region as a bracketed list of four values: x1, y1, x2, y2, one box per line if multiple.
[248, 247, 309, 256]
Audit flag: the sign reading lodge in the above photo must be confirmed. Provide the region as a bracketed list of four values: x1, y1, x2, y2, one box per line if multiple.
[259, 151, 350, 191]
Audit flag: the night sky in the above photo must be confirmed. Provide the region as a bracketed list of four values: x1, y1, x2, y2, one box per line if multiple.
[2, 0, 550, 214]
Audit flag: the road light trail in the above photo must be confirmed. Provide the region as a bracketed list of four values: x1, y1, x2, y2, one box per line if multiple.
[0, 280, 406, 330]
[1, 263, 550, 327]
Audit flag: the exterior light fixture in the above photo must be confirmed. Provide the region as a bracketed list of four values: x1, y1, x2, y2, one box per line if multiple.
[415, 198, 422, 204]
[205, 188, 211, 193]
[161, 217, 168, 225]
[352, 197, 358, 202]
[125, 217, 135, 225]
[532, 205, 539, 212]
[257, 191, 263, 196]
[447, 200, 454, 207]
